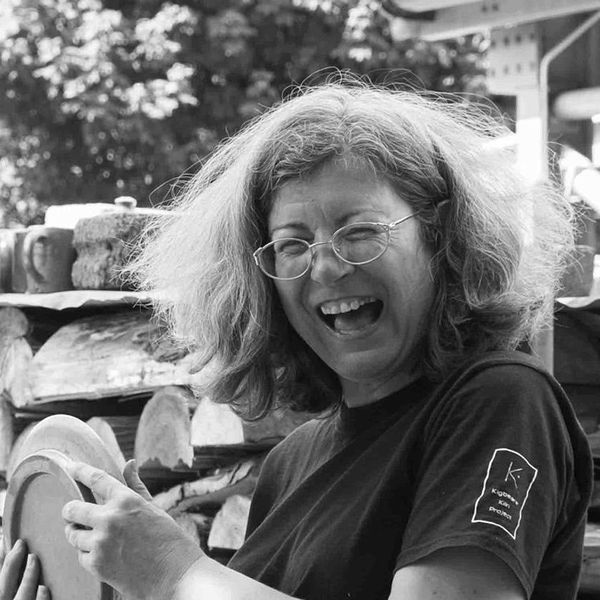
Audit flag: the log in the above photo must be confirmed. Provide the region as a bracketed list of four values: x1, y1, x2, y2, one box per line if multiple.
[190, 398, 243, 446]
[134, 386, 194, 470]
[138, 394, 313, 472]
[86, 415, 139, 465]
[0, 308, 28, 338]
[28, 311, 204, 403]
[191, 397, 311, 446]
[207, 494, 251, 551]
[153, 460, 258, 514]
[86, 417, 125, 471]
[0, 339, 34, 409]
[0, 308, 33, 471]
[0, 307, 34, 409]
[0, 394, 14, 476]
[71, 205, 155, 290]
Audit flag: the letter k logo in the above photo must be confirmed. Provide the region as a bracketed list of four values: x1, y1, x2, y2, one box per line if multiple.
[505, 461, 522, 488]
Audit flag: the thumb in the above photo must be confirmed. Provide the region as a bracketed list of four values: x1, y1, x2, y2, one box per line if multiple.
[122, 459, 152, 501]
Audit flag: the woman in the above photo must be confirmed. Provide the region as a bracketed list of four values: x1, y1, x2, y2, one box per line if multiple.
[1, 81, 592, 600]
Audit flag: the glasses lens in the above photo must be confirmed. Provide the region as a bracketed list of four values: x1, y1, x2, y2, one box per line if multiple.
[259, 238, 311, 279]
[334, 223, 389, 263]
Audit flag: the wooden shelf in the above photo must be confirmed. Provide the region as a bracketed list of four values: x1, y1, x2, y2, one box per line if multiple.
[2, 291, 597, 311]
[0, 290, 157, 311]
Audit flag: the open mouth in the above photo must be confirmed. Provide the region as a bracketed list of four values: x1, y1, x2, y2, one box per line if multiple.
[319, 297, 383, 334]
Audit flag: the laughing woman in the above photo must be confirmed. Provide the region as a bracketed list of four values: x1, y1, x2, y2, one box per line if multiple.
[1, 80, 593, 600]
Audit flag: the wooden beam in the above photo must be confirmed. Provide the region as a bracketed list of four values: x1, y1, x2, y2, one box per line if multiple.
[390, 0, 479, 11]
[389, 0, 600, 41]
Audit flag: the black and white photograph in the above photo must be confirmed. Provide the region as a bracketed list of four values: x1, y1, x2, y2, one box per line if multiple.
[0, 1, 599, 598]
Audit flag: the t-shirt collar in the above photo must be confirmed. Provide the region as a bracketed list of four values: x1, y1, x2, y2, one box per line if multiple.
[335, 376, 434, 438]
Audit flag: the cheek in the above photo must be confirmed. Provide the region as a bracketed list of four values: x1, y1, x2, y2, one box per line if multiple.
[386, 252, 434, 314]
[274, 282, 304, 326]
[407, 264, 434, 308]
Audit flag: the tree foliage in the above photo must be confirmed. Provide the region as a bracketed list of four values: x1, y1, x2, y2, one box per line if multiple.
[0, 0, 487, 225]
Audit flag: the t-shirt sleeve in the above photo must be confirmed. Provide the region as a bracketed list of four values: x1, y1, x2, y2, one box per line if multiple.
[243, 420, 323, 539]
[395, 364, 578, 596]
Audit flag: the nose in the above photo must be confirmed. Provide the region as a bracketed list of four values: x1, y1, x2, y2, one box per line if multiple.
[309, 243, 354, 284]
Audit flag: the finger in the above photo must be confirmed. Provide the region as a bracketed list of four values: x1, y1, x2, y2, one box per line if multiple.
[35, 585, 50, 600]
[0, 537, 24, 569]
[62, 500, 102, 528]
[123, 460, 152, 502]
[14, 554, 40, 600]
[63, 462, 123, 503]
[64, 524, 94, 552]
[0, 539, 28, 598]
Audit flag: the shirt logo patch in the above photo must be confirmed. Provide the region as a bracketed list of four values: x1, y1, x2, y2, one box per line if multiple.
[471, 448, 538, 539]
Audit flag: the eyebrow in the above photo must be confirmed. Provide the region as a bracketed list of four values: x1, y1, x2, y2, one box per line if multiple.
[270, 221, 310, 236]
[269, 208, 387, 236]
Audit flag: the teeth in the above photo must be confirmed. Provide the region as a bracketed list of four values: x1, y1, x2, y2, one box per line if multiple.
[320, 297, 377, 315]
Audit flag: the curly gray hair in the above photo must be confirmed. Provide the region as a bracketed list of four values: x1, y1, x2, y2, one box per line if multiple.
[132, 79, 574, 416]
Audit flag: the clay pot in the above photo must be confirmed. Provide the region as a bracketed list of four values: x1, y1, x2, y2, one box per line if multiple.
[22, 226, 76, 293]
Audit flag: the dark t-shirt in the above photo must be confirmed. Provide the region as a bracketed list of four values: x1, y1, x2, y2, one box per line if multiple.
[228, 351, 593, 600]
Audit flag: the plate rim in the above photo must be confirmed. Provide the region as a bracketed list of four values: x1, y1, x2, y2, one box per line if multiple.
[12, 414, 125, 486]
[4, 449, 114, 600]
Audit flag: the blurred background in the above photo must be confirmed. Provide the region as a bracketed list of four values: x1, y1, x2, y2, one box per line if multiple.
[0, 0, 489, 226]
[3, 4, 600, 595]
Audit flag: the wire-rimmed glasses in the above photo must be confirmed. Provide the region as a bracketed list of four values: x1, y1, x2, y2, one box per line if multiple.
[253, 213, 416, 281]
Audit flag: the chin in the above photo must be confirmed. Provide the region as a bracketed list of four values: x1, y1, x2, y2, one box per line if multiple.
[328, 350, 400, 383]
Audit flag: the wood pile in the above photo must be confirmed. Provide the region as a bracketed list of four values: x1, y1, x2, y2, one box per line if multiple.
[71, 196, 162, 290]
[0, 301, 311, 563]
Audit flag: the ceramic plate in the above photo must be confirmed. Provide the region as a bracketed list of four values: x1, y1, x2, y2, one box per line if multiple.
[4, 415, 126, 599]
[4, 449, 114, 600]
[10, 414, 125, 488]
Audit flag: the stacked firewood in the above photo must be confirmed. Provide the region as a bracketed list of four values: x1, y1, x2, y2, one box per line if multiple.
[0, 304, 310, 563]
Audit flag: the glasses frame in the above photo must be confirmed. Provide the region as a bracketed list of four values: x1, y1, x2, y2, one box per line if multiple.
[253, 213, 416, 281]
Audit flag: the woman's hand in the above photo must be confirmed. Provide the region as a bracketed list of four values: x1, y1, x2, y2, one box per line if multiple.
[61, 461, 203, 600]
[0, 540, 50, 600]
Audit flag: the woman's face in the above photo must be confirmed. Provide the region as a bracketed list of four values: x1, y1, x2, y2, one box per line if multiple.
[268, 160, 434, 406]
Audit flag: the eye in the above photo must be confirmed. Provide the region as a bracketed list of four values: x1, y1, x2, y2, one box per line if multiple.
[272, 238, 308, 256]
[339, 223, 384, 241]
